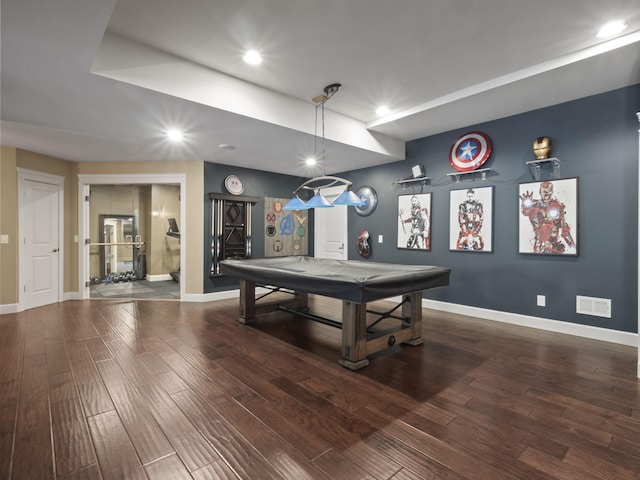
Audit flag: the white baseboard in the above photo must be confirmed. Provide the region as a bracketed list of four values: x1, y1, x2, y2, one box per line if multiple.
[182, 289, 240, 303]
[423, 299, 638, 347]
[146, 274, 172, 282]
[0, 303, 19, 315]
[64, 292, 80, 301]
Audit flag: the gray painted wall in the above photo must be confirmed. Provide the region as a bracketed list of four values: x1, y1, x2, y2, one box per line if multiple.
[202, 85, 639, 334]
[203, 162, 312, 292]
[342, 84, 640, 334]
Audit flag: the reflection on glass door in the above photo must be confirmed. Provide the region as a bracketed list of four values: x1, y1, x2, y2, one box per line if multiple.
[87, 184, 181, 300]
[99, 214, 136, 279]
[88, 185, 144, 298]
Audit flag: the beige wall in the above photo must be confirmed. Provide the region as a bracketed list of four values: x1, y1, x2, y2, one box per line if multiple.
[0, 148, 19, 305]
[0, 148, 204, 309]
[1, 148, 77, 304]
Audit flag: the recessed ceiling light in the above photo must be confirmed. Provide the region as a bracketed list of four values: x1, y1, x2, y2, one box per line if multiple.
[243, 50, 262, 65]
[166, 129, 184, 142]
[596, 20, 627, 38]
[305, 157, 317, 166]
[376, 106, 390, 116]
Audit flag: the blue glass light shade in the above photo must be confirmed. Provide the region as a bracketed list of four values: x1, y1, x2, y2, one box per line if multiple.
[332, 189, 364, 206]
[283, 197, 309, 210]
[305, 192, 333, 208]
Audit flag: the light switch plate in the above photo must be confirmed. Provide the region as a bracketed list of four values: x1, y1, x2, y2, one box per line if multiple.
[0, 234, 8, 244]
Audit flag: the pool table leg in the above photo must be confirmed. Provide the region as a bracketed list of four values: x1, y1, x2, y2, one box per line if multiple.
[238, 279, 256, 324]
[338, 300, 369, 370]
[403, 292, 424, 346]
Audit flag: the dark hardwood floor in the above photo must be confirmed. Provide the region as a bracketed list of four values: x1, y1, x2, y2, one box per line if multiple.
[0, 296, 638, 479]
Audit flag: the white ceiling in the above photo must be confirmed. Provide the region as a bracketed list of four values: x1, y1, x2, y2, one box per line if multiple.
[2, 0, 640, 176]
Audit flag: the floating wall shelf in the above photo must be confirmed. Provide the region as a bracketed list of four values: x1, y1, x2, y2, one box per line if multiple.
[526, 157, 560, 181]
[393, 176, 430, 187]
[446, 168, 492, 183]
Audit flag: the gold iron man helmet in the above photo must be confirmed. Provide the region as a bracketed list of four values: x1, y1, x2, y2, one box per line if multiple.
[533, 136, 552, 159]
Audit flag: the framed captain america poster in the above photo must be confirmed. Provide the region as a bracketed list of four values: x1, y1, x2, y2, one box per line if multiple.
[449, 186, 493, 252]
[449, 131, 492, 172]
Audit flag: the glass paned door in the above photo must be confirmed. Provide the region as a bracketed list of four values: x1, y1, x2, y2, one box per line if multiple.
[88, 185, 146, 298]
[86, 183, 181, 300]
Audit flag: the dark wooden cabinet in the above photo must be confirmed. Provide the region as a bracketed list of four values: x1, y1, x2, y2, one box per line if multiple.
[210, 193, 259, 276]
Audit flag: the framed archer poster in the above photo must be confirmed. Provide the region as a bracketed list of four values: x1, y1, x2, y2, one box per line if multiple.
[397, 193, 431, 250]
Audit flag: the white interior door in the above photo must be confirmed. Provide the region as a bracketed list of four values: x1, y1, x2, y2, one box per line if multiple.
[22, 179, 61, 309]
[314, 186, 348, 260]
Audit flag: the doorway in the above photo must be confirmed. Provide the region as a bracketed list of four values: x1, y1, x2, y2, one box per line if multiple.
[78, 174, 186, 300]
[314, 186, 348, 260]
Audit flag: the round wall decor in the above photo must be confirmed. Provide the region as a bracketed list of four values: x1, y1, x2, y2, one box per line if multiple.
[224, 175, 244, 195]
[449, 131, 492, 172]
[354, 186, 377, 216]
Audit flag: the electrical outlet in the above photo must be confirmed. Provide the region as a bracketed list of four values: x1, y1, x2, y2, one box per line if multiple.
[537, 295, 546, 307]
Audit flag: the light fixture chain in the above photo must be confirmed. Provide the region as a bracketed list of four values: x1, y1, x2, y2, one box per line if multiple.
[321, 100, 326, 176]
[313, 103, 319, 160]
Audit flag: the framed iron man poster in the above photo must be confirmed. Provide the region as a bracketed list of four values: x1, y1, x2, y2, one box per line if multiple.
[518, 178, 578, 255]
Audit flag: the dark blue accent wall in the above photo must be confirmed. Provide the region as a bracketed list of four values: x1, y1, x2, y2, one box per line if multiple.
[342, 84, 640, 334]
[203, 162, 313, 293]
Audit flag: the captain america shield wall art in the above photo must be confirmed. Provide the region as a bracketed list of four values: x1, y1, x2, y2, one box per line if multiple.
[449, 131, 492, 172]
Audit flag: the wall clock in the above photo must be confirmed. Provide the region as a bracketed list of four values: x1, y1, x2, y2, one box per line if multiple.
[224, 175, 244, 195]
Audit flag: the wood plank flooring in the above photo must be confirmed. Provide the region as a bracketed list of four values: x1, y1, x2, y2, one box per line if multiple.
[0, 297, 638, 479]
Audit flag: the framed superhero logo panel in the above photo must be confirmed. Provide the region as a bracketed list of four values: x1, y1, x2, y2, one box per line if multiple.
[449, 186, 493, 252]
[397, 193, 431, 250]
[518, 178, 578, 256]
[264, 197, 308, 257]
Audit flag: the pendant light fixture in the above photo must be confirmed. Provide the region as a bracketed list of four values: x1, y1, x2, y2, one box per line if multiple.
[283, 84, 363, 211]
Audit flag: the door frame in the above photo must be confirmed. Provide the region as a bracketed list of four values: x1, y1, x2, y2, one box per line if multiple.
[313, 185, 348, 260]
[17, 168, 65, 311]
[78, 173, 187, 300]
[636, 111, 639, 378]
